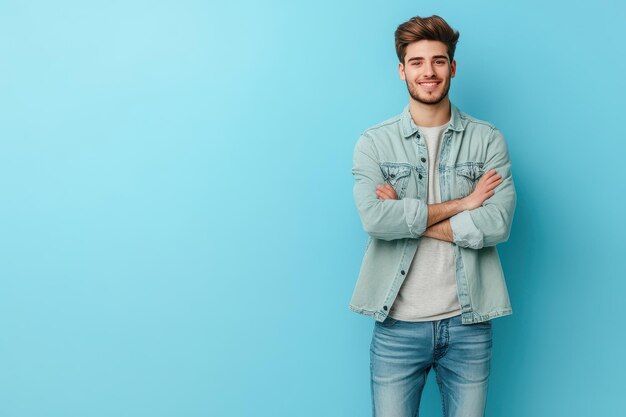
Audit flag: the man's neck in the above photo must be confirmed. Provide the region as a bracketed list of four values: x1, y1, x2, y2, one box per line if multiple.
[408, 97, 451, 127]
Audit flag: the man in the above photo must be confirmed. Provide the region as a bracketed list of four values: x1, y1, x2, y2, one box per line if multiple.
[349, 15, 516, 417]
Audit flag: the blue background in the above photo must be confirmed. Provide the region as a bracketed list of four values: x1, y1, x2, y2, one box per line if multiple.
[1, 0, 624, 416]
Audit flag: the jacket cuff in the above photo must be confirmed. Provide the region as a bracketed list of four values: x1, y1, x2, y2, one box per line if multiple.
[450, 210, 484, 249]
[404, 198, 428, 238]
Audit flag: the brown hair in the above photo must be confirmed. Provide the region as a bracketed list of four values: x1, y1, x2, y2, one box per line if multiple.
[395, 15, 460, 64]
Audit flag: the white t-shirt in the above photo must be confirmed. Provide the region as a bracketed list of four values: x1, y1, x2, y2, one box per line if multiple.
[389, 121, 462, 321]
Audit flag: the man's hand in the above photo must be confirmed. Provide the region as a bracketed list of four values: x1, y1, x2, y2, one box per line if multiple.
[376, 183, 398, 200]
[460, 169, 502, 211]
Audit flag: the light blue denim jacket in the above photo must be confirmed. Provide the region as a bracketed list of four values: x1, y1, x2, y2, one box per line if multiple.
[350, 103, 516, 324]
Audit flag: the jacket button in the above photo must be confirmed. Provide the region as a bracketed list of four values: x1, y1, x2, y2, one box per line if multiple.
[401, 270, 406, 275]
[383, 305, 388, 311]
[418, 174, 423, 179]
[421, 157, 426, 163]
[390, 174, 396, 178]
[416, 134, 420, 138]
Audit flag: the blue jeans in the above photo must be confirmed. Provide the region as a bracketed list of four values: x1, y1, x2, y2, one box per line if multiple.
[370, 314, 492, 417]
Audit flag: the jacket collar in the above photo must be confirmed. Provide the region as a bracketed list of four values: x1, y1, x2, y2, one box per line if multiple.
[401, 102, 465, 138]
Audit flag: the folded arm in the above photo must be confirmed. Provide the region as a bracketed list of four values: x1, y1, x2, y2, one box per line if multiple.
[352, 134, 428, 240]
[448, 128, 516, 249]
[353, 133, 502, 241]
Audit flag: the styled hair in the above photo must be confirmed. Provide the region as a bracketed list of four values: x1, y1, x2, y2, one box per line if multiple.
[394, 15, 460, 64]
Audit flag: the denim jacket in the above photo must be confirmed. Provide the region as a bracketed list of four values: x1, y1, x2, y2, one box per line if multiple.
[350, 103, 516, 324]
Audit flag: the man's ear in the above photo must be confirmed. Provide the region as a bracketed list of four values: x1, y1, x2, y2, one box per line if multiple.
[450, 60, 457, 78]
[398, 62, 406, 80]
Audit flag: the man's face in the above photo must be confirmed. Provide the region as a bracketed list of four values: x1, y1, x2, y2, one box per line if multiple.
[399, 40, 456, 105]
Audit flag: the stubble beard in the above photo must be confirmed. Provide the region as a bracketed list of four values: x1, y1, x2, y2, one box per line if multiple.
[406, 78, 451, 106]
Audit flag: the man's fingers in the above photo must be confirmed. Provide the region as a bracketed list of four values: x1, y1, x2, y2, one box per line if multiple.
[478, 172, 502, 190]
[485, 177, 503, 190]
[384, 183, 398, 198]
[480, 169, 497, 180]
[479, 169, 500, 183]
[376, 186, 394, 199]
[376, 183, 398, 200]
[486, 173, 502, 184]
[479, 170, 499, 183]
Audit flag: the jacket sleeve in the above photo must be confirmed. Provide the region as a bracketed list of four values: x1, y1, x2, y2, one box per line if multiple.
[352, 133, 428, 241]
[449, 128, 516, 249]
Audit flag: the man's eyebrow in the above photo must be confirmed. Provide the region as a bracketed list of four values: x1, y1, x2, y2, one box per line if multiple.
[406, 55, 449, 62]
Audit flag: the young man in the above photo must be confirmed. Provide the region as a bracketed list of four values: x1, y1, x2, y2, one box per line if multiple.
[349, 15, 516, 417]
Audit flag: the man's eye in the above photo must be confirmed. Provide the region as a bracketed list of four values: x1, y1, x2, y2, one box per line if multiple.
[435, 60, 445, 64]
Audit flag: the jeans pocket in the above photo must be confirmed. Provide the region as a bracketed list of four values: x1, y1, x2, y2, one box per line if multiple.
[470, 320, 493, 337]
[376, 315, 400, 328]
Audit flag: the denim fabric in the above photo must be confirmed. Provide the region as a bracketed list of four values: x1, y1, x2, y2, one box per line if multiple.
[370, 314, 492, 417]
[350, 103, 516, 324]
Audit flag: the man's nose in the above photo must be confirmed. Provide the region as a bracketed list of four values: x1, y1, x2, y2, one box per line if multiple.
[422, 62, 435, 77]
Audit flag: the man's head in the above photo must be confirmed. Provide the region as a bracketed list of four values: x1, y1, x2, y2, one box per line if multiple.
[395, 16, 460, 106]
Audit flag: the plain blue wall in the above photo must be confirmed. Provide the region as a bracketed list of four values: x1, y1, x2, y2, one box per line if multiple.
[1, 1, 625, 416]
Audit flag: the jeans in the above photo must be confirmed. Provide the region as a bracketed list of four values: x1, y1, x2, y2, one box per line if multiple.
[370, 314, 492, 417]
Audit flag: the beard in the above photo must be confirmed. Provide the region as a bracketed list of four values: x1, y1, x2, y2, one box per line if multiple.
[405, 77, 451, 105]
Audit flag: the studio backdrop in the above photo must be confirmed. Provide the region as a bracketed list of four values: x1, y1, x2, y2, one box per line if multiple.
[1, 1, 624, 416]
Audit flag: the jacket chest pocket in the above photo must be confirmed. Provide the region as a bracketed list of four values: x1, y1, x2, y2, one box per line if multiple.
[380, 162, 413, 199]
[455, 163, 484, 198]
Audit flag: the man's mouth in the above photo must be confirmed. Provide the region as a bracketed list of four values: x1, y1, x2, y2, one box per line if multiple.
[418, 81, 441, 89]
[418, 80, 441, 93]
